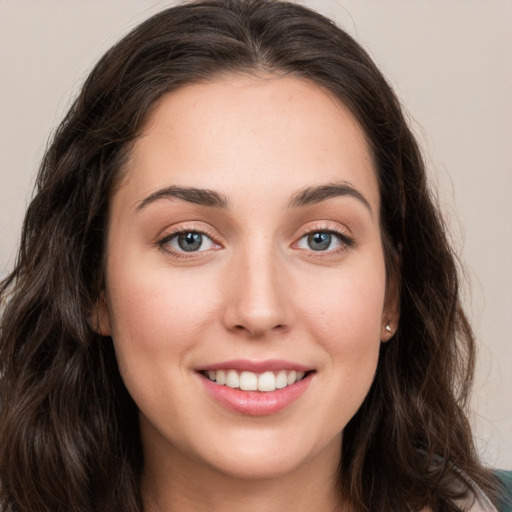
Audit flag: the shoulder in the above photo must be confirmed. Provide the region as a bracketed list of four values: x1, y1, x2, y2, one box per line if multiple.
[495, 470, 512, 512]
[452, 468, 512, 512]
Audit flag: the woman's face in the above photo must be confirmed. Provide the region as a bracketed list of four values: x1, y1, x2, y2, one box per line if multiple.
[97, 75, 398, 481]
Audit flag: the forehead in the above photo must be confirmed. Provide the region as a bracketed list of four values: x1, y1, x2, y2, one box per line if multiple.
[117, 74, 379, 214]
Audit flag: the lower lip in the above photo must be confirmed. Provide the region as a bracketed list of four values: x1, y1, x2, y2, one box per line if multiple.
[199, 373, 313, 416]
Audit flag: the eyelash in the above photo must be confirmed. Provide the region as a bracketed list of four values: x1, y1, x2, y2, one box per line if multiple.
[155, 225, 221, 260]
[294, 224, 354, 255]
[155, 224, 354, 259]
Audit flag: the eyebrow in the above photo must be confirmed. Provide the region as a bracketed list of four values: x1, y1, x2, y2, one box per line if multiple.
[287, 181, 372, 214]
[136, 185, 229, 211]
[135, 181, 372, 214]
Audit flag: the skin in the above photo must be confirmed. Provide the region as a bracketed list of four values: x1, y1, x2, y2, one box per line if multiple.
[96, 74, 399, 512]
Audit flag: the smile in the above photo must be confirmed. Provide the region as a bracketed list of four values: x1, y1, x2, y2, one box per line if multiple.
[202, 369, 308, 392]
[197, 362, 315, 416]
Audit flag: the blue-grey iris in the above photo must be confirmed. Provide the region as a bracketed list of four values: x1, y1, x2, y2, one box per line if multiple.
[177, 232, 203, 251]
[308, 232, 331, 251]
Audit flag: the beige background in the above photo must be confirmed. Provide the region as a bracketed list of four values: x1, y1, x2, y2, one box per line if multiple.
[0, 0, 511, 468]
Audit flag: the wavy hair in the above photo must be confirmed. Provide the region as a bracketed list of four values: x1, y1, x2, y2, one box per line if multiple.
[0, 1, 499, 510]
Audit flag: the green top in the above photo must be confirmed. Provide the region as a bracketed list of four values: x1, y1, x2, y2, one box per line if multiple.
[496, 470, 512, 512]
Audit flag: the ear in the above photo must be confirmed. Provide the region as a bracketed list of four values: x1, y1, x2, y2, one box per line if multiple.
[90, 291, 112, 336]
[381, 274, 400, 342]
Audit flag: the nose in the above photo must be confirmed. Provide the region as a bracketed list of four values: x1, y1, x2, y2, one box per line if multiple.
[222, 245, 291, 338]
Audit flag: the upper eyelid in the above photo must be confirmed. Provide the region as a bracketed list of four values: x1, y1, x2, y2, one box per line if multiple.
[154, 231, 219, 261]
[155, 228, 222, 259]
[158, 230, 214, 245]
[292, 222, 355, 251]
[294, 221, 352, 239]
[156, 223, 220, 241]
[296, 230, 353, 246]
[154, 220, 353, 245]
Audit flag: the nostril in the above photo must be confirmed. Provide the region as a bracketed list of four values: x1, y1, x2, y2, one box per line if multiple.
[230, 322, 287, 337]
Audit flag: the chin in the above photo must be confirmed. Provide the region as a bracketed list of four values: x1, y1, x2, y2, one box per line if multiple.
[203, 448, 313, 481]
[192, 427, 343, 482]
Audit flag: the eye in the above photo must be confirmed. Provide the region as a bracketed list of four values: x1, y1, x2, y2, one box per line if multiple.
[296, 230, 351, 252]
[158, 230, 219, 254]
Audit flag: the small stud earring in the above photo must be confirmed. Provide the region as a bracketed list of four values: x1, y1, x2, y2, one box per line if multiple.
[385, 324, 392, 333]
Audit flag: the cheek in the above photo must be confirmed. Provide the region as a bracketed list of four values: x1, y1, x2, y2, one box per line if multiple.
[104, 261, 210, 397]
[105, 262, 223, 422]
[299, 262, 386, 340]
[296, 259, 386, 387]
[107, 259, 219, 347]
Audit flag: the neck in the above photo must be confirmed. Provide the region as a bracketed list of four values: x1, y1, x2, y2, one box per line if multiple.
[141, 435, 347, 512]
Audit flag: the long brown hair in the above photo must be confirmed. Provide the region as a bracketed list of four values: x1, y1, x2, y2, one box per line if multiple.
[0, 1, 499, 510]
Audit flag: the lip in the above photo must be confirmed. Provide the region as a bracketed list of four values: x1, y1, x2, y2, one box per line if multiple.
[197, 362, 315, 416]
[198, 359, 314, 373]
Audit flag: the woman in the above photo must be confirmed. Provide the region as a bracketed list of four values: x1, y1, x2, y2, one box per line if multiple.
[0, 1, 510, 511]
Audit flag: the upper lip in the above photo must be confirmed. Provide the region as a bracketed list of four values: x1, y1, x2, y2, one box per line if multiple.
[197, 359, 314, 373]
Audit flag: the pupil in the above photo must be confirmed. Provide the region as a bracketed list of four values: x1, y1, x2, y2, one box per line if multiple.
[308, 232, 331, 251]
[178, 232, 203, 252]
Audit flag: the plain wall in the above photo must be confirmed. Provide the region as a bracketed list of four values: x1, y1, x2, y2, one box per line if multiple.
[0, 0, 511, 468]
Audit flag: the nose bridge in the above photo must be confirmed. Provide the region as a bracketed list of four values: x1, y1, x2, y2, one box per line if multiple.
[223, 235, 290, 336]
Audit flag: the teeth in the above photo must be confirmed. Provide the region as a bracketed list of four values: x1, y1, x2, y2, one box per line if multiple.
[240, 371, 258, 391]
[287, 370, 297, 385]
[276, 370, 288, 389]
[216, 370, 226, 385]
[258, 371, 275, 392]
[204, 369, 308, 392]
[226, 369, 239, 388]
